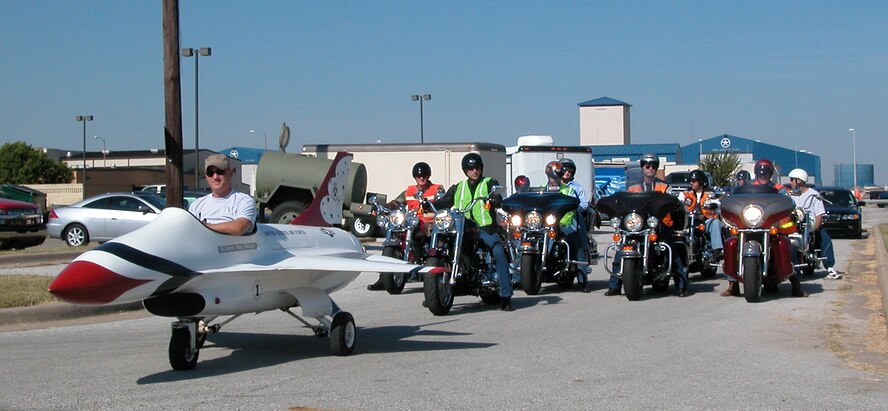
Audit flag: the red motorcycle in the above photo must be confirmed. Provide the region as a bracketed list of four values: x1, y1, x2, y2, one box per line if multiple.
[720, 185, 797, 302]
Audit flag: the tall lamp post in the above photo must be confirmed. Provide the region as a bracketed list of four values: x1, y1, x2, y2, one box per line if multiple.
[182, 47, 212, 187]
[74, 115, 93, 194]
[250, 129, 267, 150]
[410, 94, 431, 143]
[93, 135, 107, 167]
[849, 128, 857, 193]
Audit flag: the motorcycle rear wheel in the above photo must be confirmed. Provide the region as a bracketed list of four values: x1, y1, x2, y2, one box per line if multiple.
[622, 257, 643, 301]
[423, 257, 454, 316]
[381, 246, 407, 294]
[520, 253, 542, 295]
[742, 256, 762, 303]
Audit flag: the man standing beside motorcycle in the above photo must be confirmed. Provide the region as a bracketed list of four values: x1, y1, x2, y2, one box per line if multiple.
[788, 168, 841, 280]
[427, 153, 515, 311]
[368, 162, 443, 291]
[544, 161, 591, 293]
[560, 158, 593, 293]
[677, 169, 724, 262]
[607, 154, 690, 297]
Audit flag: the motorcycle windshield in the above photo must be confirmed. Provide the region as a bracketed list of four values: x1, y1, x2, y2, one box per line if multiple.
[501, 191, 579, 215]
[597, 191, 685, 229]
[720, 190, 795, 228]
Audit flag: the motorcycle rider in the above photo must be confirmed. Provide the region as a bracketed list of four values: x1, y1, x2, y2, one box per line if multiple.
[427, 153, 515, 311]
[514, 175, 532, 193]
[788, 168, 840, 279]
[560, 158, 593, 292]
[721, 159, 805, 297]
[607, 154, 689, 297]
[368, 161, 443, 291]
[544, 161, 590, 293]
[677, 169, 724, 262]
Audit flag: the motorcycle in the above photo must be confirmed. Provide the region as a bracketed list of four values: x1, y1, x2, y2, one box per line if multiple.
[719, 184, 796, 303]
[789, 208, 822, 277]
[422, 188, 507, 315]
[501, 190, 581, 295]
[679, 192, 724, 279]
[598, 190, 686, 301]
[369, 193, 425, 294]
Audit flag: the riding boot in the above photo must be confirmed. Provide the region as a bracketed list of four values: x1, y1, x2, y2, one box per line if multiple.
[500, 296, 515, 311]
[367, 276, 384, 291]
[790, 277, 808, 297]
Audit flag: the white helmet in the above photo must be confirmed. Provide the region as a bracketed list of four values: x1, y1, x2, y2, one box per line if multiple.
[788, 168, 808, 182]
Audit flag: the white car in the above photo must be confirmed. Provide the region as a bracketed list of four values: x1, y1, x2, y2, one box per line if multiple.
[47, 192, 167, 247]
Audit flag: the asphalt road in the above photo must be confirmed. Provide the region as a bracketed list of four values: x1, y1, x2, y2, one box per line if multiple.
[1, 209, 887, 409]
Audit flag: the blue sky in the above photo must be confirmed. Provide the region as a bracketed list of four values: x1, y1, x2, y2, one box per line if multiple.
[2, 1, 886, 184]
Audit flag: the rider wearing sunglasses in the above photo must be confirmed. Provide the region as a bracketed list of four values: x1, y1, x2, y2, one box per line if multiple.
[188, 154, 257, 235]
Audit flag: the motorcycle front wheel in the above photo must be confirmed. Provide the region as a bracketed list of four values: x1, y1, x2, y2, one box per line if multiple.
[742, 255, 762, 303]
[622, 257, 643, 301]
[520, 253, 542, 295]
[423, 257, 454, 315]
[381, 246, 407, 294]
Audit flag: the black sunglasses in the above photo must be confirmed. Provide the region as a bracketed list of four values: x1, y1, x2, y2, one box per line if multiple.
[205, 167, 228, 177]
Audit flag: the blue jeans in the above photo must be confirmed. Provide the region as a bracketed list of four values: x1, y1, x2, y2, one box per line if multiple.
[706, 218, 723, 250]
[815, 228, 836, 269]
[479, 230, 512, 298]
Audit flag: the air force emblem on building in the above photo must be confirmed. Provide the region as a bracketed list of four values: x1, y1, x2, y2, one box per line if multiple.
[720, 138, 731, 149]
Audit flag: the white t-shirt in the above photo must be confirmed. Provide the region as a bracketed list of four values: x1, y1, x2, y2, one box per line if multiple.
[792, 188, 825, 218]
[188, 190, 257, 229]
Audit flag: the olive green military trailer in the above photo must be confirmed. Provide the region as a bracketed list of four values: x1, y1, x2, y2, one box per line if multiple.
[253, 151, 368, 227]
[301, 142, 507, 237]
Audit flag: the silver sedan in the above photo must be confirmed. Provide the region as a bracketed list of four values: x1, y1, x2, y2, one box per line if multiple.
[47, 192, 167, 247]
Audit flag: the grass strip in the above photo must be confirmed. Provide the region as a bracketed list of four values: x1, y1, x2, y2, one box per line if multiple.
[0, 276, 56, 309]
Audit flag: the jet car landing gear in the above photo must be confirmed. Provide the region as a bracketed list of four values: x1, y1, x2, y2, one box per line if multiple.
[282, 308, 356, 356]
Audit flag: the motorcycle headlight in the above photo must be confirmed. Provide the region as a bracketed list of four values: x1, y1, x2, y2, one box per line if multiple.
[610, 217, 621, 229]
[646, 216, 659, 228]
[526, 211, 543, 229]
[388, 210, 407, 229]
[624, 212, 643, 232]
[742, 205, 764, 228]
[435, 210, 454, 230]
[545, 214, 557, 226]
[510, 214, 523, 227]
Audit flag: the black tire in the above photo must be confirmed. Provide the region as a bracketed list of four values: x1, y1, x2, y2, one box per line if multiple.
[63, 223, 89, 247]
[556, 274, 574, 289]
[519, 253, 542, 295]
[381, 246, 407, 294]
[330, 312, 356, 356]
[622, 257, 643, 301]
[480, 292, 502, 305]
[802, 264, 815, 277]
[423, 257, 454, 315]
[350, 217, 376, 238]
[169, 327, 199, 371]
[742, 255, 762, 303]
[652, 280, 670, 292]
[269, 200, 308, 224]
[700, 265, 718, 278]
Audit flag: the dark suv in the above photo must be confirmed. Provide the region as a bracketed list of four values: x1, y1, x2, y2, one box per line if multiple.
[818, 187, 864, 238]
[0, 197, 47, 250]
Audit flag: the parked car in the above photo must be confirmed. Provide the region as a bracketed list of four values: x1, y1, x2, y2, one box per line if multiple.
[818, 186, 864, 239]
[0, 197, 46, 250]
[47, 192, 167, 247]
[878, 192, 888, 208]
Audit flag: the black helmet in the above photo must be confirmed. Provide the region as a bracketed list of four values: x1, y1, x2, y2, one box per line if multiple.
[639, 153, 659, 169]
[560, 158, 577, 172]
[461, 153, 483, 171]
[689, 169, 708, 187]
[545, 161, 564, 179]
[736, 170, 751, 182]
[412, 162, 431, 178]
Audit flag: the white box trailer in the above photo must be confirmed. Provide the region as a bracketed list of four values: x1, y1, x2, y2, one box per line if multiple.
[506, 145, 595, 197]
[301, 142, 507, 236]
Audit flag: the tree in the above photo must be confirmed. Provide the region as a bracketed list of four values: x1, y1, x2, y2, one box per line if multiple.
[698, 151, 741, 187]
[0, 141, 73, 184]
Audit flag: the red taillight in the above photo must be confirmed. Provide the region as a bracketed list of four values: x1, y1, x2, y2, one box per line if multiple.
[49, 210, 59, 219]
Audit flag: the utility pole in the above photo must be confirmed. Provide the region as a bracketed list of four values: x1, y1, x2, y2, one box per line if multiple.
[162, 0, 184, 208]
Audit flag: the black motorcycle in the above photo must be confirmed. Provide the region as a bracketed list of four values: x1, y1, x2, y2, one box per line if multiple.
[680, 193, 723, 279]
[422, 190, 506, 315]
[599, 191, 686, 301]
[501, 190, 581, 295]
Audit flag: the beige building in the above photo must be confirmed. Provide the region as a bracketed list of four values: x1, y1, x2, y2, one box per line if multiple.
[578, 97, 631, 146]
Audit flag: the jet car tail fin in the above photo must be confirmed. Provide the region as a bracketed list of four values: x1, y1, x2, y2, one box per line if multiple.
[291, 151, 352, 227]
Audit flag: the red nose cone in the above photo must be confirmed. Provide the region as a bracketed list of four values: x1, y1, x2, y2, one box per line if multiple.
[49, 261, 151, 304]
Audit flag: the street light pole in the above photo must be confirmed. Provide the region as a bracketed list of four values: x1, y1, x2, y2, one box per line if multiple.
[74, 115, 93, 195]
[850, 128, 857, 193]
[410, 94, 431, 143]
[182, 47, 212, 187]
[250, 130, 267, 150]
[93, 135, 107, 167]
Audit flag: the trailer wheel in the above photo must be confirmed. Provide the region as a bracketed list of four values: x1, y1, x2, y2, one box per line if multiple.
[269, 201, 308, 224]
[350, 217, 376, 238]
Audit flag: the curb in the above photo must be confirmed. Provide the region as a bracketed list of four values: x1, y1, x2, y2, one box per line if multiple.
[0, 301, 144, 329]
[0, 251, 85, 268]
[874, 225, 888, 331]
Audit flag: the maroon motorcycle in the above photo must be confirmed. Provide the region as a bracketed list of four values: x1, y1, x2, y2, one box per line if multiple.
[720, 185, 797, 303]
